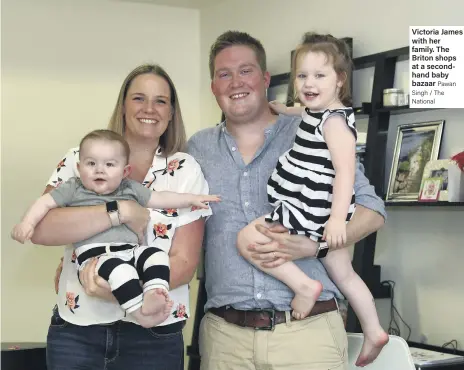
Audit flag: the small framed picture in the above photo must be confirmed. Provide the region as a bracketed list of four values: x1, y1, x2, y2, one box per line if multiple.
[386, 120, 444, 202]
[419, 159, 452, 201]
[419, 177, 443, 201]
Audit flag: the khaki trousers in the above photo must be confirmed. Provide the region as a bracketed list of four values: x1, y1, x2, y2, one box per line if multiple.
[199, 309, 348, 370]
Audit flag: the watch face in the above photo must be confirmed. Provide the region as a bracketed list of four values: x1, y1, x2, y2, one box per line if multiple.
[317, 247, 329, 259]
[106, 201, 118, 213]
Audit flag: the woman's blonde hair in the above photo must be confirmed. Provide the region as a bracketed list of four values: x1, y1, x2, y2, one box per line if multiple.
[107, 64, 186, 156]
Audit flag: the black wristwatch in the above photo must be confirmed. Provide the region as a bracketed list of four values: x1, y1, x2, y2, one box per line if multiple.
[106, 201, 120, 227]
[315, 244, 329, 259]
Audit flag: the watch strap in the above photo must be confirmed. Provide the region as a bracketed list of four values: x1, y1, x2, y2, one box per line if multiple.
[108, 211, 121, 227]
[106, 201, 120, 227]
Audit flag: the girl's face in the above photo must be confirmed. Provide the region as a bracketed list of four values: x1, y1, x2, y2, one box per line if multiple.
[294, 51, 344, 112]
[123, 73, 173, 144]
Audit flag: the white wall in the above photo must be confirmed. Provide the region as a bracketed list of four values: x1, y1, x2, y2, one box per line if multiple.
[199, 0, 464, 349]
[1, 0, 200, 343]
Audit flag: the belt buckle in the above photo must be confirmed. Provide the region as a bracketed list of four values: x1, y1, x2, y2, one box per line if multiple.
[252, 309, 275, 331]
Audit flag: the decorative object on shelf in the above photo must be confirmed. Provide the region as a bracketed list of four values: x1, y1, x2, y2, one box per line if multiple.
[448, 150, 464, 201]
[386, 120, 444, 202]
[418, 177, 442, 202]
[419, 159, 452, 201]
[383, 88, 406, 107]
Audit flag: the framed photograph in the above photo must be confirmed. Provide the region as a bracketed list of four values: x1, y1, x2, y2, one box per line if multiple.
[418, 177, 443, 201]
[267, 73, 293, 105]
[386, 120, 445, 201]
[419, 159, 452, 201]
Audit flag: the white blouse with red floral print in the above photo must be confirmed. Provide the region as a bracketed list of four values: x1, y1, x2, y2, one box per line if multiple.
[49, 147, 211, 326]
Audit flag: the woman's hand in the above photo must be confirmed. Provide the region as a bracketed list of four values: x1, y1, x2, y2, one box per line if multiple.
[79, 258, 116, 301]
[54, 257, 64, 294]
[118, 200, 150, 243]
[250, 223, 318, 268]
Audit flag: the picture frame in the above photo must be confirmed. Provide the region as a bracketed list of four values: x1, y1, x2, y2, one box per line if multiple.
[419, 159, 452, 201]
[418, 177, 443, 202]
[386, 120, 445, 201]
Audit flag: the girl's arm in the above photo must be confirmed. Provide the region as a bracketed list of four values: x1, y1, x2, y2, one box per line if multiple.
[269, 101, 304, 116]
[323, 115, 357, 221]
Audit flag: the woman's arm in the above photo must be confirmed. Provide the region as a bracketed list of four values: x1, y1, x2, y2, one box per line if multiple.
[32, 205, 111, 245]
[32, 185, 149, 245]
[169, 218, 205, 289]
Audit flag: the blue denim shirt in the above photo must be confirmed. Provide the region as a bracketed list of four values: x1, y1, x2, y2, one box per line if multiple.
[188, 114, 386, 311]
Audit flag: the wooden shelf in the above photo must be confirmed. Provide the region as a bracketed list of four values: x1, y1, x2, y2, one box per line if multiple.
[385, 201, 464, 207]
[377, 105, 443, 115]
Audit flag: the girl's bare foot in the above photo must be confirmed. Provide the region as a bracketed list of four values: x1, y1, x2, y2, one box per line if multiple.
[355, 329, 389, 367]
[291, 280, 323, 319]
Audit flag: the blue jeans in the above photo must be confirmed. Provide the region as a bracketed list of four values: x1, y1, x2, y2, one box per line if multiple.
[47, 307, 184, 370]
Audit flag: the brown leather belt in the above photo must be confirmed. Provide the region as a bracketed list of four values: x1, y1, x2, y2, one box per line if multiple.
[209, 298, 337, 330]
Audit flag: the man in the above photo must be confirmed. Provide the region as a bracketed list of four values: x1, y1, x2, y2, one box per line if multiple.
[187, 31, 386, 370]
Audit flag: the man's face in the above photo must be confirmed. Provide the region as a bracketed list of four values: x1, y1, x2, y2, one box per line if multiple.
[211, 45, 270, 123]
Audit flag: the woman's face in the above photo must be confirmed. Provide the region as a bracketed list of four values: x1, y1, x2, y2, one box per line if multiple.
[123, 73, 173, 144]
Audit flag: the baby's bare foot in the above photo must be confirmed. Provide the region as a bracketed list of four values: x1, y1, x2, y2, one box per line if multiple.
[141, 288, 169, 316]
[131, 289, 173, 328]
[355, 330, 389, 367]
[291, 280, 323, 320]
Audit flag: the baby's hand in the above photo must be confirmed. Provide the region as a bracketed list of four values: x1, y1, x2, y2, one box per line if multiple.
[191, 195, 221, 209]
[11, 222, 35, 244]
[323, 217, 346, 249]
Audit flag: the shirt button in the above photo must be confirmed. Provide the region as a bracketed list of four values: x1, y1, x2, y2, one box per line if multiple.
[243, 172, 248, 177]
[231, 146, 237, 151]
[256, 293, 262, 299]
[244, 201, 250, 207]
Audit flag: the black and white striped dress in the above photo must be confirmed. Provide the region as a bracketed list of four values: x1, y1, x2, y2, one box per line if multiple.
[266, 108, 357, 243]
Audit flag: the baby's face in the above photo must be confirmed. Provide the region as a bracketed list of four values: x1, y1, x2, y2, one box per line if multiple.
[78, 139, 129, 195]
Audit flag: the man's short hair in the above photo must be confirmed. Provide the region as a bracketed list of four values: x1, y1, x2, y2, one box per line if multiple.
[209, 30, 267, 79]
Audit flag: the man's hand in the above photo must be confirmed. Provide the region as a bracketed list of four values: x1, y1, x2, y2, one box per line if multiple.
[252, 223, 318, 267]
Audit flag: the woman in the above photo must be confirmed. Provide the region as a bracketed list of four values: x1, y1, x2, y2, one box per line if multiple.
[32, 64, 209, 370]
